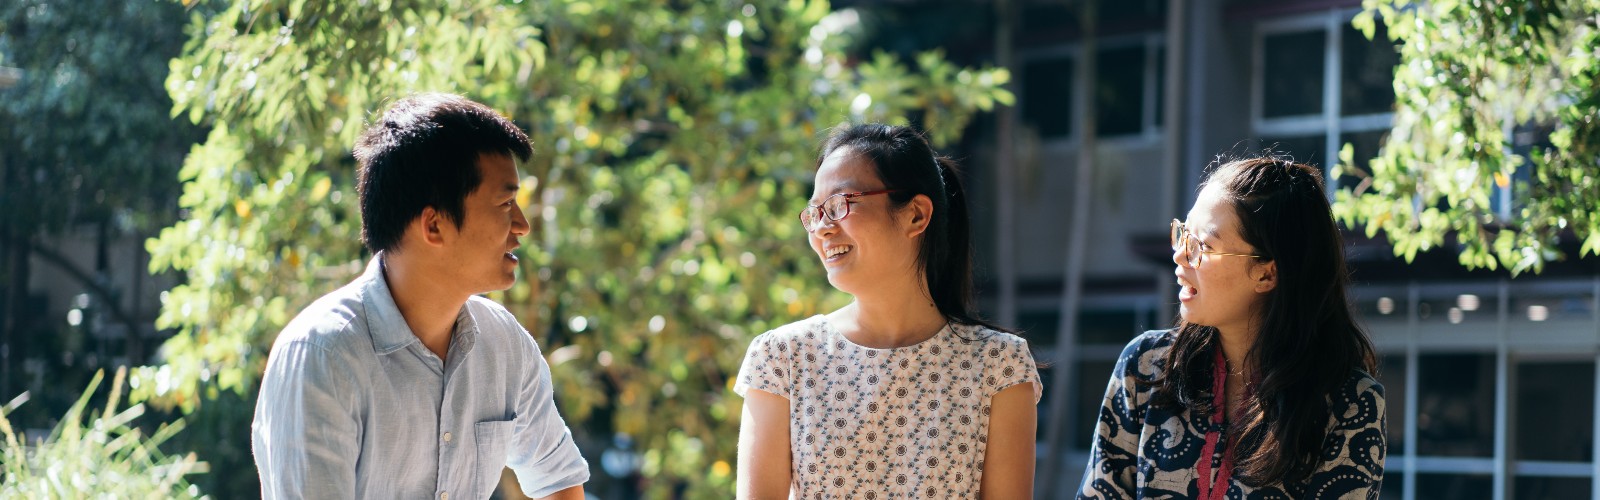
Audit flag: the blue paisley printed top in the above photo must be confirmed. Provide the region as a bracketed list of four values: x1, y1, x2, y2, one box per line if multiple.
[1078, 330, 1385, 500]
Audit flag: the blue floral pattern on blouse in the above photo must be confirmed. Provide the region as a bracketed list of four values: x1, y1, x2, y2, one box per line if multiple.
[1078, 330, 1385, 500]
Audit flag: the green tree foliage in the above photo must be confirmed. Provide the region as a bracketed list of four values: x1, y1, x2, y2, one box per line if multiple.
[142, 0, 1010, 494]
[0, 0, 201, 362]
[0, 368, 204, 498]
[0, 0, 196, 235]
[1335, 0, 1600, 274]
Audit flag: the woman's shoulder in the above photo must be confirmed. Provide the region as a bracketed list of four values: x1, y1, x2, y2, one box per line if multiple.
[1325, 367, 1386, 430]
[1103, 330, 1175, 382]
[1121, 329, 1175, 359]
[959, 323, 1031, 349]
[1338, 368, 1386, 402]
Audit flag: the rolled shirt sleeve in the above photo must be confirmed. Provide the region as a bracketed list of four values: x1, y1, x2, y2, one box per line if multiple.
[506, 335, 589, 497]
[253, 339, 362, 500]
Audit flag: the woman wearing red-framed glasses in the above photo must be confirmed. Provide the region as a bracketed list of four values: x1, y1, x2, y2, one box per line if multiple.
[734, 124, 1041, 499]
[1079, 156, 1386, 499]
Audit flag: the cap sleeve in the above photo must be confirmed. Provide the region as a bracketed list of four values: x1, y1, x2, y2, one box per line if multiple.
[986, 333, 1043, 403]
[734, 331, 793, 399]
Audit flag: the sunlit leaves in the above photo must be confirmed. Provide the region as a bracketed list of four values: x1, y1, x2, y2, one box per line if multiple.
[0, 0, 199, 244]
[1337, 0, 1600, 274]
[149, 0, 1008, 495]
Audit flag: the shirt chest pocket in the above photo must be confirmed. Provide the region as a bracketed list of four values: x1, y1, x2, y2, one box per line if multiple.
[474, 419, 516, 499]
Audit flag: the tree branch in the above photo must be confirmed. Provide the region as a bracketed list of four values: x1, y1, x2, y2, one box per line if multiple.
[9, 236, 146, 362]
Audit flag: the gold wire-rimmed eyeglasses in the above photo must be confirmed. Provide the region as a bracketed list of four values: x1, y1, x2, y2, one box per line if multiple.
[799, 189, 900, 232]
[1170, 219, 1263, 268]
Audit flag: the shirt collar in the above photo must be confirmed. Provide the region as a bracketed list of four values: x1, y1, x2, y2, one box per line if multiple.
[359, 253, 480, 355]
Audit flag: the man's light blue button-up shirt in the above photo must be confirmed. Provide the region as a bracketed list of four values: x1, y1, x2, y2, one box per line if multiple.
[252, 257, 588, 499]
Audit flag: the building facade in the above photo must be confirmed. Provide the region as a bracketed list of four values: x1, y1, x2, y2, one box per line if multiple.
[947, 1, 1600, 498]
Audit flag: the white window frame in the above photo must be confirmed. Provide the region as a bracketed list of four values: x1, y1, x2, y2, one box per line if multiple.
[1356, 277, 1600, 500]
[1018, 32, 1169, 150]
[1251, 9, 1394, 193]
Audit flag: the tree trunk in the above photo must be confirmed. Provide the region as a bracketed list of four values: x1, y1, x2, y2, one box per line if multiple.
[1042, 0, 1096, 495]
[22, 240, 143, 361]
[0, 152, 18, 397]
[993, 0, 1018, 332]
[127, 234, 146, 363]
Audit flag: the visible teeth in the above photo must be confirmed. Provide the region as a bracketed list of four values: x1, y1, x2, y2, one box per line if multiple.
[826, 245, 852, 258]
[1177, 278, 1195, 292]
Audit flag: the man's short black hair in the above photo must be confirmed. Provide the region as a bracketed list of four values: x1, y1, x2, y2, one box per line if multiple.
[353, 93, 532, 254]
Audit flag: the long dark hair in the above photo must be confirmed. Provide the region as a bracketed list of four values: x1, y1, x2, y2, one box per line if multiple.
[1150, 156, 1377, 486]
[819, 124, 1000, 331]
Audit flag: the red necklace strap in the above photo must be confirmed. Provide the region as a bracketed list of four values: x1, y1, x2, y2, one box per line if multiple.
[1196, 346, 1237, 500]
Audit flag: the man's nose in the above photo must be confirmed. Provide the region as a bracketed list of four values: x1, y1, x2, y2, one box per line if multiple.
[512, 202, 531, 236]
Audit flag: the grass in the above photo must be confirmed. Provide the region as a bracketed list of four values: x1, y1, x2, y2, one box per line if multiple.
[0, 367, 206, 498]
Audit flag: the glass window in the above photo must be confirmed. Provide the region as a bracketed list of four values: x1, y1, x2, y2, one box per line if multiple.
[1016, 309, 1139, 347]
[1510, 291, 1597, 323]
[1497, 122, 1550, 216]
[1417, 353, 1496, 457]
[1135, 306, 1160, 335]
[1515, 477, 1591, 499]
[1356, 292, 1405, 319]
[1079, 310, 1136, 345]
[1262, 30, 1326, 118]
[1153, 46, 1166, 128]
[1340, 21, 1398, 116]
[1260, 135, 1327, 169]
[1037, 363, 1055, 439]
[1417, 474, 1493, 500]
[1515, 361, 1594, 462]
[1095, 46, 1146, 136]
[1017, 310, 1059, 349]
[1379, 354, 1408, 455]
[1418, 292, 1497, 326]
[1380, 473, 1404, 500]
[1074, 360, 1117, 449]
[1024, 57, 1075, 139]
[1096, 0, 1166, 26]
[1020, 4, 1074, 37]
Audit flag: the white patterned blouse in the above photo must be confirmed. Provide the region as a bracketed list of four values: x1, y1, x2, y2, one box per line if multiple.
[735, 314, 1042, 499]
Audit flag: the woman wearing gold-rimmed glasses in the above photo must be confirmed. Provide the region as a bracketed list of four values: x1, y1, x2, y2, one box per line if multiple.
[1079, 157, 1386, 499]
[734, 124, 1041, 499]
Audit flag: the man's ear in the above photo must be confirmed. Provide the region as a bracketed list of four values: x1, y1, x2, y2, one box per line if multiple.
[902, 194, 934, 239]
[1252, 260, 1277, 294]
[416, 206, 448, 247]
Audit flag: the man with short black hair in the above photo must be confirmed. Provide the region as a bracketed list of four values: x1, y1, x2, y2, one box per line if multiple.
[252, 93, 588, 499]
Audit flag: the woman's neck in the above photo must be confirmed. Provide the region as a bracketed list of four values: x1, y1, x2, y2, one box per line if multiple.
[1214, 322, 1258, 418]
[1214, 322, 1257, 374]
[830, 292, 947, 349]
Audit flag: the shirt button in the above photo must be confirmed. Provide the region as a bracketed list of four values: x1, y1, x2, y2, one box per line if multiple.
[440, 492, 448, 500]
[442, 432, 452, 443]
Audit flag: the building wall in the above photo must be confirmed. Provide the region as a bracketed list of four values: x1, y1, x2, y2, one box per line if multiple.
[1010, 144, 1167, 282]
